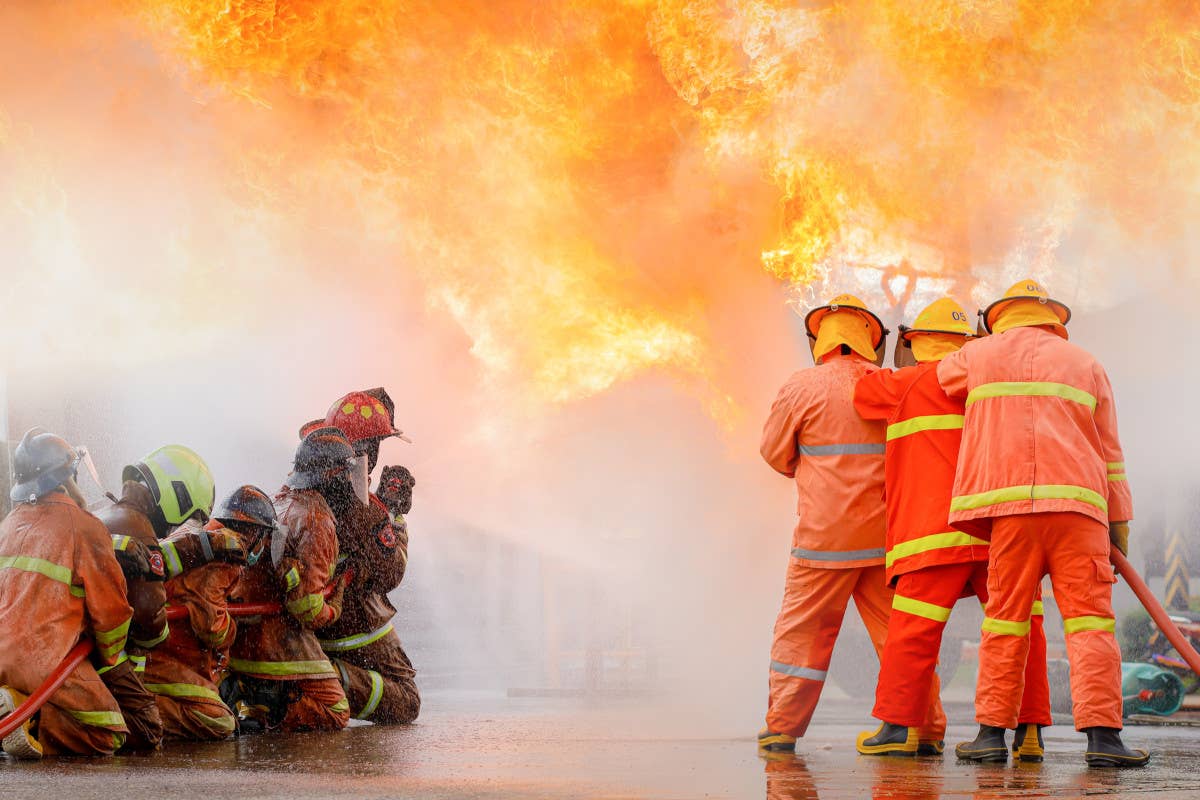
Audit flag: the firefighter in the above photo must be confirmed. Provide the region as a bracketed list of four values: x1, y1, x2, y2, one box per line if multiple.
[852, 297, 1052, 759]
[93, 444, 219, 750]
[758, 294, 943, 751]
[225, 427, 353, 732]
[939, 279, 1149, 768]
[0, 428, 132, 758]
[141, 486, 273, 741]
[304, 389, 420, 724]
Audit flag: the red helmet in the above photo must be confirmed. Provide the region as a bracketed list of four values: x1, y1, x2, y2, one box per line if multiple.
[312, 391, 411, 445]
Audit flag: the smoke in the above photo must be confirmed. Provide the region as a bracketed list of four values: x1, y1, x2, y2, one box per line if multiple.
[4, 0, 1200, 734]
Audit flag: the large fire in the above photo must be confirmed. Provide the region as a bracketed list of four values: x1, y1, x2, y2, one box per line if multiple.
[5, 1, 1200, 418]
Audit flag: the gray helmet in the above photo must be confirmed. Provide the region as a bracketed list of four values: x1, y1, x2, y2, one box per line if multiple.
[213, 485, 278, 530]
[286, 427, 358, 491]
[10, 427, 81, 504]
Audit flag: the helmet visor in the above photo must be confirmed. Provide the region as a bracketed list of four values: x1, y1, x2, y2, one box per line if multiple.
[349, 454, 370, 506]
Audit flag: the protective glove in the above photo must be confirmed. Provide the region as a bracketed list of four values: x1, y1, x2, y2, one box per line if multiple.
[323, 572, 350, 625]
[111, 536, 155, 580]
[377, 465, 415, 517]
[1109, 521, 1131, 557]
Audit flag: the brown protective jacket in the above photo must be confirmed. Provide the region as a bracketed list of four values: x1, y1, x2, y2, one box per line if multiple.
[319, 494, 406, 647]
[95, 481, 169, 649]
[0, 494, 132, 737]
[229, 487, 341, 681]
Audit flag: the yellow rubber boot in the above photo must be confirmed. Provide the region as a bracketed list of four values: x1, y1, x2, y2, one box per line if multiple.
[856, 722, 918, 757]
[758, 728, 797, 752]
[0, 686, 43, 760]
[1012, 723, 1045, 763]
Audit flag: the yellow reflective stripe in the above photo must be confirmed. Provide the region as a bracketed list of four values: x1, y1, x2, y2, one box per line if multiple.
[95, 618, 130, 645]
[1063, 615, 1115, 635]
[189, 709, 236, 734]
[1108, 473, 1127, 482]
[133, 621, 170, 649]
[144, 682, 223, 702]
[885, 531, 988, 567]
[330, 698, 350, 714]
[886, 414, 964, 441]
[130, 655, 146, 673]
[893, 594, 952, 623]
[160, 541, 184, 578]
[68, 709, 126, 728]
[111, 535, 131, 552]
[209, 617, 231, 648]
[284, 567, 300, 592]
[228, 658, 336, 677]
[1107, 462, 1125, 472]
[982, 617, 1031, 636]
[355, 670, 385, 720]
[1031, 601, 1044, 616]
[319, 622, 394, 652]
[0, 554, 77, 590]
[285, 593, 325, 623]
[966, 381, 1097, 411]
[951, 484, 1107, 514]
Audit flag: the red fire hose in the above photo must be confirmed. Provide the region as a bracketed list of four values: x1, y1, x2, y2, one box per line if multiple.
[0, 640, 93, 740]
[0, 578, 347, 739]
[1112, 548, 1200, 676]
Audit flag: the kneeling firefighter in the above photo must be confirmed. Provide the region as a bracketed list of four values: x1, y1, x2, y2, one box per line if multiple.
[0, 429, 132, 758]
[226, 428, 354, 732]
[94, 444, 222, 750]
[939, 279, 1148, 767]
[852, 297, 1051, 759]
[302, 389, 420, 725]
[757, 294, 943, 752]
[143, 486, 274, 741]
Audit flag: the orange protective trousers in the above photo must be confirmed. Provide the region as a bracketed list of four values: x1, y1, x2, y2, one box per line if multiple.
[977, 511, 1122, 730]
[767, 563, 944, 738]
[873, 562, 1052, 729]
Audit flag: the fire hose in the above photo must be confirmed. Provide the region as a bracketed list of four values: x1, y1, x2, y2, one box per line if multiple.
[1112, 548, 1200, 676]
[0, 582, 345, 740]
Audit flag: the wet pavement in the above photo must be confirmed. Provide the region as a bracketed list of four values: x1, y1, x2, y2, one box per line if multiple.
[1, 693, 1199, 799]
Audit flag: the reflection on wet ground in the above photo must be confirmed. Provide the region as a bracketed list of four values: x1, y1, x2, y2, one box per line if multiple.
[1, 695, 1197, 798]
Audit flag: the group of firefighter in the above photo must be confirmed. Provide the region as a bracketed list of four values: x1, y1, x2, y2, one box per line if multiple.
[758, 279, 1151, 768]
[0, 388, 420, 758]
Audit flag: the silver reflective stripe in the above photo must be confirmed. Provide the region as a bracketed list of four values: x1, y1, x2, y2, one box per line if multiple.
[198, 531, 214, 563]
[791, 547, 886, 561]
[770, 660, 827, 681]
[798, 443, 885, 456]
[160, 541, 183, 578]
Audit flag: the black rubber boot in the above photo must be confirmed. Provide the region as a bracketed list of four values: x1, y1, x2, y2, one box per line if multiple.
[955, 724, 1009, 763]
[1084, 727, 1150, 768]
[856, 722, 918, 757]
[1011, 723, 1045, 762]
[917, 739, 945, 757]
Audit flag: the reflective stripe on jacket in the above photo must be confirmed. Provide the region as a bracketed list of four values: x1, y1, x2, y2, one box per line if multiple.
[761, 352, 886, 568]
[854, 361, 989, 584]
[937, 326, 1133, 526]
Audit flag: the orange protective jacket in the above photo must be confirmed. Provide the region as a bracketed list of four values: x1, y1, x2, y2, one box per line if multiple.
[0, 494, 132, 683]
[229, 487, 340, 681]
[151, 522, 243, 684]
[319, 494, 406, 651]
[95, 482, 170, 650]
[761, 352, 887, 568]
[854, 361, 989, 584]
[937, 326, 1133, 526]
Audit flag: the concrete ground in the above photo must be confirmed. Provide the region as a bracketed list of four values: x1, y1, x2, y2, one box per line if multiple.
[2, 692, 1199, 799]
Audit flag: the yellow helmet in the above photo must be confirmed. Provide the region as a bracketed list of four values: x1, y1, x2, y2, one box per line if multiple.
[980, 279, 1071, 334]
[894, 297, 974, 367]
[803, 293, 889, 365]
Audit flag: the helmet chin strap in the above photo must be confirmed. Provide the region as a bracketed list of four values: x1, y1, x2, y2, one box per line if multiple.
[62, 476, 88, 507]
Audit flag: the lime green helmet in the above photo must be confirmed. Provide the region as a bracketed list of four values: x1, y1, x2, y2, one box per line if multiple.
[122, 445, 216, 525]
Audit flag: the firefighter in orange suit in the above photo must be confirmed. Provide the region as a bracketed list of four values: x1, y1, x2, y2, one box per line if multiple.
[0, 428, 132, 758]
[301, 389, 420, 724]
[142, 487, 276, 740]
[758, 294, 943, 752]
[852, 297, 1051, 759]
[939, 279, 1148, 767]
[226, 428, 353, 732]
